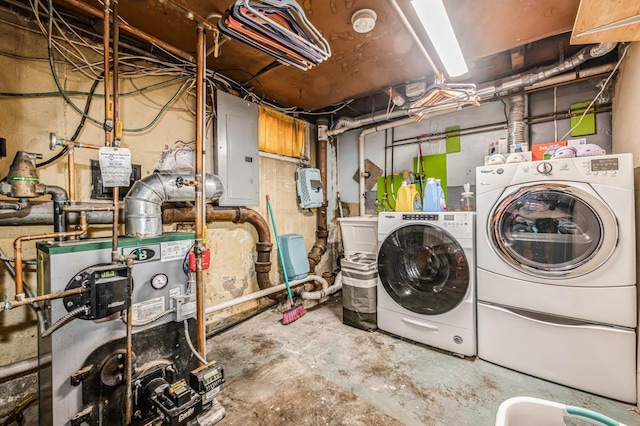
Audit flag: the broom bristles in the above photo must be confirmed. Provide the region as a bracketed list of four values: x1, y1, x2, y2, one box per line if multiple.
[282, 304, 306, 325]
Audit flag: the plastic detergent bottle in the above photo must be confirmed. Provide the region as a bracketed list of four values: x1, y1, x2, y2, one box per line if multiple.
[395, 181, 413, 212]
[436, 179, 446, 211]
[410, 184, 422, 211]
[422, 178, 439, 212]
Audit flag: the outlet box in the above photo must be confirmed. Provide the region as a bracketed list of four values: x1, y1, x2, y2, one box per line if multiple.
[173, 293, 197, 322]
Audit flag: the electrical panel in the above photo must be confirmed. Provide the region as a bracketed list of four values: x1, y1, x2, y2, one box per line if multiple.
[213, 91, 259, 206]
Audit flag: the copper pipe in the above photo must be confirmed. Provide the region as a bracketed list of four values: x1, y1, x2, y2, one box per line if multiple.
[113, 0, 120, 143]
[194, 25, 206, 364]
[111, 2, 131, 421]
[163, 206, 274, 290]
[13, 213, 88, 300]
[59, 0, 195, 63]
[68, 148, 76, 202]
[63, 142, 100, 203]
[2, 287, 89, 311]
[110, 0, 120, 263]
[103, 0, 112, 147]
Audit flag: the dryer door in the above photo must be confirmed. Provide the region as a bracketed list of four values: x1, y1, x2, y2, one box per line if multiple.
[489, 183, 617, 278]
[377, 224, 469, 315]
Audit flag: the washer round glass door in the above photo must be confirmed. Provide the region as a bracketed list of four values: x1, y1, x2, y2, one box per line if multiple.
[377, 224, 469, 315]
[489, 183, 617, 278]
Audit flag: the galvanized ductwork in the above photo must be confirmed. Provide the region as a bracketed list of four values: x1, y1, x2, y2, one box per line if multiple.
[476, 43, 618, 98]
[507, 94, 526, 148]
[124, 173, 223, 237]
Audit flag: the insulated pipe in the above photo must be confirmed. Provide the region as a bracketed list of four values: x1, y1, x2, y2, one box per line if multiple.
[301, 272, 341, 300]
[0, 202, 119, 225]
[195, 25, 207, 364]
[162, 206, 274, 290]
[357, 116, 417, 214]
[326, 110, 407, 137]
[0, 356, 38, 382]
[204, 275, 326, 315]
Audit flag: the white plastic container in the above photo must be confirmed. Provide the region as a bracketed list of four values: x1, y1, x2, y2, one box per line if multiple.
[338, 215, 378, 256]
[495, 397, 626, 426]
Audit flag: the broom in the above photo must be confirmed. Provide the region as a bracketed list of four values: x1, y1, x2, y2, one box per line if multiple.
[266, 195, 306, 325]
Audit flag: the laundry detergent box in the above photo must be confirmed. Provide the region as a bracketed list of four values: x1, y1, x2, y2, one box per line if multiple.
[487, 138, 508, 155]
[532, 141, 567, 161]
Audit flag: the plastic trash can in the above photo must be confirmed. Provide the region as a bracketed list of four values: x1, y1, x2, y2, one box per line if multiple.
[495, 397, 627, 426]
[341, 253, 378, 331]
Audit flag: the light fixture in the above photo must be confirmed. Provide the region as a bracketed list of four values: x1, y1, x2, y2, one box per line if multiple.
[351, 9, 377, 34]
[409, 0, 468, 78]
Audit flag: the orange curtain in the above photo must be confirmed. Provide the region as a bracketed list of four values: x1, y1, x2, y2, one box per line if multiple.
[259, 106, 305, 157]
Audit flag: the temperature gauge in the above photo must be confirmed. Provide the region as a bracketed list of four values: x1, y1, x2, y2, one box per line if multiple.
[150, 273, 168, 290]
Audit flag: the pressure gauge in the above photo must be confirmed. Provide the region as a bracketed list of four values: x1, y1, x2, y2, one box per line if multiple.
[150, 273, 168, 290]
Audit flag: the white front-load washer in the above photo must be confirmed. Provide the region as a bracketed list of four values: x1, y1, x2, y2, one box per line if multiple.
[376, 211, 476, 357]
[476, 153, 637, 403]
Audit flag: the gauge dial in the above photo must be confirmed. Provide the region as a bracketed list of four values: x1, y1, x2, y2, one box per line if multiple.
[150, 273, 168, 290]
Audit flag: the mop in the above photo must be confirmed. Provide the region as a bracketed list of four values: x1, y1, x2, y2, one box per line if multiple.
[266, 195, 306, 325]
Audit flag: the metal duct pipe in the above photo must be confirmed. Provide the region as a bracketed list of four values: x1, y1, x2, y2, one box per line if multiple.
[124, 173, 223, 237]
[162, 205, 274, 291]
[507, 94, 526, 148]
[328, 43, 617, 136]
[476, 43, 618, 98]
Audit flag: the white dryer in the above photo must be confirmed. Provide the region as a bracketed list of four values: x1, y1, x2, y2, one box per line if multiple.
[377, 211, 476, 357]
[476, 153, 636, 403]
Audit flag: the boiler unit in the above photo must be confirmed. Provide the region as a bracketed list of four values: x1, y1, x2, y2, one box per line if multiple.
[37, 233, 225, 425]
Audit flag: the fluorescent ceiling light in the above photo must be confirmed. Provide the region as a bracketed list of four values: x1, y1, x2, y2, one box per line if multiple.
[410, 0, 468, 78]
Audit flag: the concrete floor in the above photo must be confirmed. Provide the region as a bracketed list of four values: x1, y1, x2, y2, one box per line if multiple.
[209, 296, 640, 426]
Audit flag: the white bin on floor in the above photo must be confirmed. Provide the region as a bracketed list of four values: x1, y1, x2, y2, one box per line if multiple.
[495, 397, 626, 426]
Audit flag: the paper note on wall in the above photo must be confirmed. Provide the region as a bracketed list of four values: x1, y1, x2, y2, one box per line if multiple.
[99, 147, 132, 187]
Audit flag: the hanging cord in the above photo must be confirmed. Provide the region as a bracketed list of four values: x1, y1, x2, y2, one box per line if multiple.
[559, 45, 628, 141]
[45, 0, 192, 134]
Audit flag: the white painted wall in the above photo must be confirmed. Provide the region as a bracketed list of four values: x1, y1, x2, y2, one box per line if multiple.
[611, 41, 640, 410]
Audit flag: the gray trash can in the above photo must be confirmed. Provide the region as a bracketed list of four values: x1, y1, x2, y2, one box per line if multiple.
[341, 253, 377, 331]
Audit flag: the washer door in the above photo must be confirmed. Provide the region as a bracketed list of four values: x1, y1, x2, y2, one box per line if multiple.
[377, 224, 469, 315]
[489, 183, 618, 278]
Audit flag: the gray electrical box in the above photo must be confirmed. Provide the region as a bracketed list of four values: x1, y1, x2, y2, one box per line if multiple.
[213, 90, 259, 206]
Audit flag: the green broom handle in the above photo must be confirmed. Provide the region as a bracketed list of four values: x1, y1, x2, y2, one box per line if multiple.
[266, 195, 295, 303]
